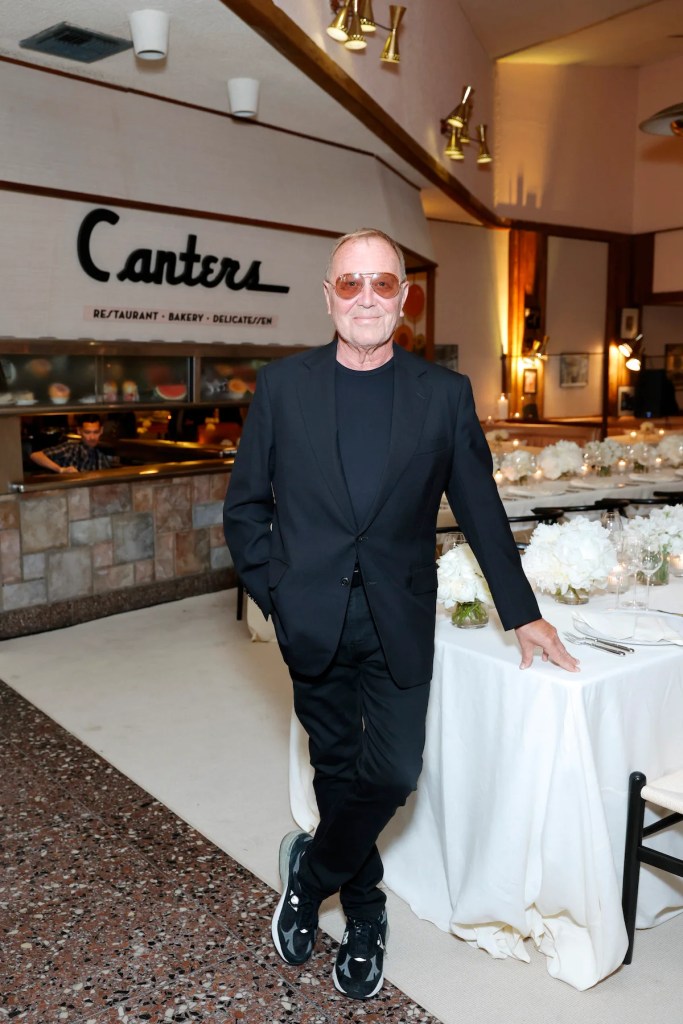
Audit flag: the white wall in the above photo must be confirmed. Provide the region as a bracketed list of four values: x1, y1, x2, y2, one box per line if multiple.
[544, 236, 608, 417]
[428, 220, 509, 419]
[494, 64, 637, 232]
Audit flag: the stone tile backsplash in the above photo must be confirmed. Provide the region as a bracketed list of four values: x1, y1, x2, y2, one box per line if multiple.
[0, 471, 231, 614]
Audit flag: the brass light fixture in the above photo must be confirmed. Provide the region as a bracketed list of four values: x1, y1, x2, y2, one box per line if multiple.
[326, 2, 406, 64]
[441, 86, 492, 166]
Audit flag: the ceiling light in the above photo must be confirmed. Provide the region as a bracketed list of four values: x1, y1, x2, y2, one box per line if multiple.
[128, 9, 169, 61]
[639, 103, 683, 136]
[326, 2, 405, 64]
[227, 78, 260, 119]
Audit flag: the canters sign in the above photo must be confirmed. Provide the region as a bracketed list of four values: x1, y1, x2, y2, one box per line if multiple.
[77, 208, 290, 293]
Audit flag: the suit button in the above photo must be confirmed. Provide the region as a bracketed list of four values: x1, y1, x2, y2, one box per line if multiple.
[358, 535, 367, 542]
[341, 577, 350, 586]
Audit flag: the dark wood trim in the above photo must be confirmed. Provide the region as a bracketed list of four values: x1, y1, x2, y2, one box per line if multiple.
[216, 0, 506, 229]
[510, 219, 629, 243]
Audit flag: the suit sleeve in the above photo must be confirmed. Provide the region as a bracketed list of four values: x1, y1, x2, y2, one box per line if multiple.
[223, 367, 275, 616]
[445, 376, 541, 631]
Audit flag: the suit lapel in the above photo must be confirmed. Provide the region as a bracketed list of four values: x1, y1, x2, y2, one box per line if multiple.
[358, 345, 431, 531]
[298, 341, 357, 529]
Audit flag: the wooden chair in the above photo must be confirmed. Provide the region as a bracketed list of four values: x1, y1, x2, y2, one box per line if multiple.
[621, 770, 683, 964]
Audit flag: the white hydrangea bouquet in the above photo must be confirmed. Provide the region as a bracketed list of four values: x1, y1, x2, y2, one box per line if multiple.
[625, 505, 683, 583]
[500, 449, 536, 483]
[522, 516, 616, 603]
[486, 428, 509, 444]
[629, 440, 656, 472]
[582, 438, 624, 475]
[437, 543, 492, 627]
[536, 440, 584, 480]
[658, 434, 683, 467]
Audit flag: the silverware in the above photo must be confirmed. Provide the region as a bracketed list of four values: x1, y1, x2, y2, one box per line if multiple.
[563, 632, 628, 656]
[572, 633, 635, 654]
[652, 608, 683, 618]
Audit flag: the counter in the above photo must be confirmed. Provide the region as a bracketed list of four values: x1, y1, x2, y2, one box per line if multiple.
[0, 460, 235, 639]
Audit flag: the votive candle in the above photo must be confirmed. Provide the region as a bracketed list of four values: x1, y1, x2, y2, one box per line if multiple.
[494, 470, 504, 485]
[670, 553, 683, 576]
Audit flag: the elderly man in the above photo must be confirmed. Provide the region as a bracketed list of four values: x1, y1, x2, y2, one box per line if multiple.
[223, 227, 578, 1001]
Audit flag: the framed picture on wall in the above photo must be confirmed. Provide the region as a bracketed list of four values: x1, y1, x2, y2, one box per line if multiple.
[620, 307, 639, 340]
[665, 343, 683, 386]
[559, 353, 589, 388]
[433, 344, 459, 372]
[522, 368, 537, 394]
[617, 385, 635, 417]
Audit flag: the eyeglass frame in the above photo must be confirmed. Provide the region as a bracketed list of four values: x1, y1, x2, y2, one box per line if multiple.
[327, 271, 405, 300]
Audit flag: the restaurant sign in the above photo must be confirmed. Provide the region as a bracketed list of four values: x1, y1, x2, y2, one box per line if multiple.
[77, 208, 290, 293]
[83, 305, 277, 327]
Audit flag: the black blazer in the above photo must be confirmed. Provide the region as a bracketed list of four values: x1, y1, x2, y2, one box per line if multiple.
[223, 341, 540, 687]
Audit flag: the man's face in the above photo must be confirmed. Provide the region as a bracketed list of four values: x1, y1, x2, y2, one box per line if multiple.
[79, 422, 103, 448]
[323, 237, 408, 351]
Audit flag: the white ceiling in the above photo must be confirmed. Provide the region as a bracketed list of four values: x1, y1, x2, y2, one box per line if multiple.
[2, 0, 683, 224]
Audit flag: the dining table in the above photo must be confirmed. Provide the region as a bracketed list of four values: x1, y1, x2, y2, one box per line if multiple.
[288, 578, 683, 990]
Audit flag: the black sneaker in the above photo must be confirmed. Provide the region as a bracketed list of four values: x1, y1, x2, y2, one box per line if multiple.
[271, 830, 318, 965]
[333, 909, 388, 1000]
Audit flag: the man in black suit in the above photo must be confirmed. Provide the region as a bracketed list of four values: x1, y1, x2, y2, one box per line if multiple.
[223, 228, 578, 1000]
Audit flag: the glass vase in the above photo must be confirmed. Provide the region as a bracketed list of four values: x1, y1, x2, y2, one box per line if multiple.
[451, 600, 489, 629]
[553, 587, 590, 605]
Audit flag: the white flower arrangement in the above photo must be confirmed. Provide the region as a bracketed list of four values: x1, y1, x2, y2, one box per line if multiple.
[625, 506, 683, 557]
[639, 421, 657, 436]
[657, 434, 683, 467]
[486, 429, 509, 444]
[537, 440, 584, 480]
[583, 438, 624, 471]
[629, 441, 655, 470]
[500, 449, 536, 482]
[437, 544, 491, 608]
[522, 516, 616, 598]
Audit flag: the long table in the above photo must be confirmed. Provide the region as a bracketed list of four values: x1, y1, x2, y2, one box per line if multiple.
[289, 581, 683, 990]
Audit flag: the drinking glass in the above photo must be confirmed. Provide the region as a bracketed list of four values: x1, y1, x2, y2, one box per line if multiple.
[600, 509, 623, 547]
[635, 542, 663, 611]
[619, 536, 644, 609]
[440, 531, 466, 554]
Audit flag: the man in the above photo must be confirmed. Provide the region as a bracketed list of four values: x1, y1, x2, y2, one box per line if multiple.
[223, 228, 578, 1001]
[30, 414, 113, 474]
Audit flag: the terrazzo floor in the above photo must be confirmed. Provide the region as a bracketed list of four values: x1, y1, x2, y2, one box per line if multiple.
[0, 680, 439, 1024]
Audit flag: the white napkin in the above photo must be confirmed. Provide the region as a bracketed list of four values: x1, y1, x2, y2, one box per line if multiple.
[505, 485, 537, 497]
[566, 477, 611, 490]
[574, 610, 683, 646]
[628, 472, 679, 483]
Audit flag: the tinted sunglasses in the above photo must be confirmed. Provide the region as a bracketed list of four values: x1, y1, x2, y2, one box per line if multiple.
[331, 272, 402, 299]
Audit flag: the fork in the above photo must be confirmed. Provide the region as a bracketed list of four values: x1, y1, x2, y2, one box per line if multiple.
[564, 632, 628, 656]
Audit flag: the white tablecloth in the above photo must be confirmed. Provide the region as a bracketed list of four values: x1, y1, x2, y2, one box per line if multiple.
[289, 581, 683, 990]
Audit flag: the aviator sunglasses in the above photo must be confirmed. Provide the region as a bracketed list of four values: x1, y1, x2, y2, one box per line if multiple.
[331, 272, 402, 300]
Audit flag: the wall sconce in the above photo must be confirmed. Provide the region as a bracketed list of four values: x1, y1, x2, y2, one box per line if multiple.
[128, 9, 170, 60]
[522, 335, 549, 364]
[227, 78, 260, 119]
[440, 87, 491, 165]
[618, 334, 644, 372]
[327, 2, 406, 64]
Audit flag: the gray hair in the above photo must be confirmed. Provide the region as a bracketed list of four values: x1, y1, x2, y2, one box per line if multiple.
[325, 228, 406, 282]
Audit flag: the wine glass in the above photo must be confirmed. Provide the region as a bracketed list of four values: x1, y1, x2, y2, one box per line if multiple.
[635, 541, 663, 611]
[618, 536, 644, 609]
[600, 509, 623, 547]
[441, 531, 466, 554]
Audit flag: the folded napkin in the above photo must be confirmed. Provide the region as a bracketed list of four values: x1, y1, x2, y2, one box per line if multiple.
[505, 485, 537, 497]
[628, 472, 680, 483]
[573, 610, 683, 646]
[566, 477, 612, 491]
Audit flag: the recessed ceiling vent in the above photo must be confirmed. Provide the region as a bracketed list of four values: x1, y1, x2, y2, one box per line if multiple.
[19, 22, 133, 63]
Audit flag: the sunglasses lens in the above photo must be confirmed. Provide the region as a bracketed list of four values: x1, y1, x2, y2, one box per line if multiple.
[334, 273, 400, 299]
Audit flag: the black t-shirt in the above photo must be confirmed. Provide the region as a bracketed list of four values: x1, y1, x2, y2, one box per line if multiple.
[335, 359, 394, 527]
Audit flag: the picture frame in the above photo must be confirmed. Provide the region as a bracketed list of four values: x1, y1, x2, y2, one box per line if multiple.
[617, 385, 635, 417]
[559, 353, 589, 388]
[665, 343, 683, 386]
[620, 307, 639, 340]
[522, 367, 538, 394]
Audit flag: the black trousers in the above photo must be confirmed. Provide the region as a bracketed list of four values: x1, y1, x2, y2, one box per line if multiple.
[290, 584, 430, 921]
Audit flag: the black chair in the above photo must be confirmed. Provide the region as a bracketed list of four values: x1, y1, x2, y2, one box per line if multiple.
[622, 770, 683, 964]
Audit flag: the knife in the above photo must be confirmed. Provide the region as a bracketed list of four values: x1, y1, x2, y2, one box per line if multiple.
[652, 608, 683, 618]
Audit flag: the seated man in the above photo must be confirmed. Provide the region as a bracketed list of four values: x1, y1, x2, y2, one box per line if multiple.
[30, 414, 113, 474]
